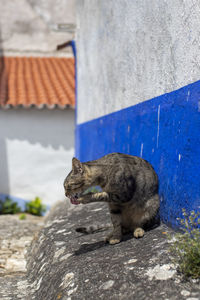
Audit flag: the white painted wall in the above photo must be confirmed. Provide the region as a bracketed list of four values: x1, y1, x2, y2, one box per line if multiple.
[0, 108, 74, 205]
[76, 0, 200, 124]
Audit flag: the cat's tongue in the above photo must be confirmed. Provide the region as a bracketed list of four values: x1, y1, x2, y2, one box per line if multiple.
[71, 199, 80, 205]
[69, 195, 80, 205]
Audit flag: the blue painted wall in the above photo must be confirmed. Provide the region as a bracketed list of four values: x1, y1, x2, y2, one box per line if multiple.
[76, 80, 200, 227]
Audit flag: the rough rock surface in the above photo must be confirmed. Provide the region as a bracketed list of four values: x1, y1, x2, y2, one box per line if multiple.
[0, 201, 200, 300]
[0, 213, 44, 299]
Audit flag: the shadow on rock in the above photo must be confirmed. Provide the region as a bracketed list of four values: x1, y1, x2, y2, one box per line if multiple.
[73, 240, 108, 256]
[73, 233, 135, 256]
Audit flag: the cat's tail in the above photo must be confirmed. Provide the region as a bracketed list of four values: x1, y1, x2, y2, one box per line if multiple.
[75, 224, 110, 234]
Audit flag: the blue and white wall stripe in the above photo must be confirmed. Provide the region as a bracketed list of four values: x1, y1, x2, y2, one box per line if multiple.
[76, 81, 200, 227]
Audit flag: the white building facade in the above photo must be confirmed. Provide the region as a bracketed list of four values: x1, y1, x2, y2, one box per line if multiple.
[0, 108, 74, 206]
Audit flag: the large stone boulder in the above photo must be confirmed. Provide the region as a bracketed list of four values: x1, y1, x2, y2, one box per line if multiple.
[0, 201, 200, 299]
[25, 201, 200, 299]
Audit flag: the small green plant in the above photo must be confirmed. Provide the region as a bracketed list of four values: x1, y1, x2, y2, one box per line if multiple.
[169, 209, 200, 279]
[19, 213, 26, 220]
[0, 197, 21, 214]
[25, 197, 46, 216]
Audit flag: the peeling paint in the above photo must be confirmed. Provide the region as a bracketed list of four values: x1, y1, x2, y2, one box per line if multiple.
[198, 101, 200, 112]
[140, 143, 143, 157]
[156, 105, 160, 148]
[186, 90, 190, 101]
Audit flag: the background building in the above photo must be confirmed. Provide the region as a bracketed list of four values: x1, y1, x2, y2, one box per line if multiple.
[0, 0, 76, 206]
[76, 0, 200, 226]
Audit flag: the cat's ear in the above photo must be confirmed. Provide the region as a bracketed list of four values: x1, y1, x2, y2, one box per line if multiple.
[72, 157, 83, 174]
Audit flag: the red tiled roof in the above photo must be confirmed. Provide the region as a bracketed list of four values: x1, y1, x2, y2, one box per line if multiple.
[0, 56, 75, 109]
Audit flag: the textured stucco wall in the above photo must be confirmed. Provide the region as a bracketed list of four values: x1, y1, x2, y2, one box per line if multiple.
[0, 108, 74, 205]
[76, 0, 200, 124]
[0, 0, 75, 56]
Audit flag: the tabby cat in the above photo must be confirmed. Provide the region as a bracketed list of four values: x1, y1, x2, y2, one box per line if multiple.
[64, 153, 159, 245]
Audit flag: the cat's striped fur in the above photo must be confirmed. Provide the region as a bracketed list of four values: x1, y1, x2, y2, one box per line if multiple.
[64, 153, 159, 244]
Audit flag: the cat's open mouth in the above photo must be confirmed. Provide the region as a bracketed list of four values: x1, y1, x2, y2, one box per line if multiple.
[68, 193, 81, 205]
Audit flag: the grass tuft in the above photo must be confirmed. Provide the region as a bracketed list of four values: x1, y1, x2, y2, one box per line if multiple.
[169, 209, 200, 279]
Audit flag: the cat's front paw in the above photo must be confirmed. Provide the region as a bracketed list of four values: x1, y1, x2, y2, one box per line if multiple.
[109, 238, 121, 245]
[77, 194, 91, 204]
[133, 228, 145, 238]
[104, 233, 121, 245]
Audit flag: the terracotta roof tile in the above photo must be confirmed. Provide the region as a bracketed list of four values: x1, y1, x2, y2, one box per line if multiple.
[0, 56, 75, 109]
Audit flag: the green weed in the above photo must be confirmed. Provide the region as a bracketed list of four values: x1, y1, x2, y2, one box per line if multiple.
[25, 197, 46, 216]
[19, 213, 26, 220]
[0, 197, 21, 214]
[169, 209, 200, 279]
